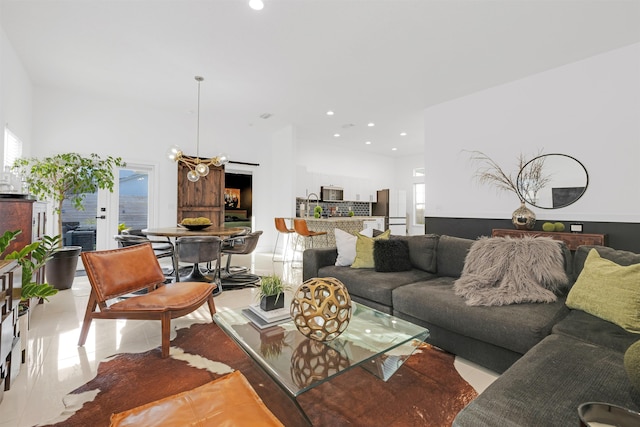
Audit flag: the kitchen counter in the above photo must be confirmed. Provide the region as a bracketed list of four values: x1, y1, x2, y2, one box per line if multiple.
[288, 216, 385, 248]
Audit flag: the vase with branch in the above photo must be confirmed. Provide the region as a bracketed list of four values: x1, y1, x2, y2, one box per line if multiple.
[467, 150, 549, 230]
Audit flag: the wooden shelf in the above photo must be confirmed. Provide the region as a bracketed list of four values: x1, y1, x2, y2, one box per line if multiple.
[491, 229, 606, 251]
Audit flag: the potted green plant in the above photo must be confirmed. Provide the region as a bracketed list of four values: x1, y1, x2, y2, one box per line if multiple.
[12, 153, 125, 289]
[0, 230, 60, 307]
[257, 274, 290, 311]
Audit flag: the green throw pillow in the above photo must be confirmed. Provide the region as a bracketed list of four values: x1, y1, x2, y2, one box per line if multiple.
[624, 340, 640, 391]
[351, 229, 391, 269]
[566, 249, 640, 333]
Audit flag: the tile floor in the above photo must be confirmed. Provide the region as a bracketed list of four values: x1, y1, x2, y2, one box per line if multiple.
[0, 253, 498, 427]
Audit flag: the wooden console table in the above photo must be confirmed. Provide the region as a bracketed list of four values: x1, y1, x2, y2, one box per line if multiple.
[491, 229, 606, 251]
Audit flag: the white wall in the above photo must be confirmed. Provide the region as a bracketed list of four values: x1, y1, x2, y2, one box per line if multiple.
[424, 42, 640, 223]
[295, 141, 396, 202]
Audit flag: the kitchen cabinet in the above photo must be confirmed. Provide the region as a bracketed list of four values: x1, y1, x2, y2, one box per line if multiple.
[363, 217, 385, 232]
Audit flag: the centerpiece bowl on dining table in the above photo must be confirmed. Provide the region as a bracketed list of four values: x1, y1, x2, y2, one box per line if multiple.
[178, 223, 213, 231]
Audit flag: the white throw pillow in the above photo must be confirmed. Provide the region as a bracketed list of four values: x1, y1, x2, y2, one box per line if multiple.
[335, 228, 373, 266]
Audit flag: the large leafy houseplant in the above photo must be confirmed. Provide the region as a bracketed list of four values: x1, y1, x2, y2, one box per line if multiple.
[13, 152, 125, 243]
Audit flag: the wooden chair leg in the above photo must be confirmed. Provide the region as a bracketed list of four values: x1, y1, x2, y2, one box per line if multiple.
[206, 295, 216, 318]
[161, 313, 171, 358]
[78, 292, 98, 346]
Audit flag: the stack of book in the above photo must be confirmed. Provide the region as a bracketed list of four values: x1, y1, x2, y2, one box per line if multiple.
[242, 303, 291, 329]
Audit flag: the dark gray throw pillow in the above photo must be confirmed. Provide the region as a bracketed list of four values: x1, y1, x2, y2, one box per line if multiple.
[374, 240, 412, 272]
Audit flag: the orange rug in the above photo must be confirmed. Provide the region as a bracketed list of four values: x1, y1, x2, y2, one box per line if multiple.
[42, 322, 477, 427]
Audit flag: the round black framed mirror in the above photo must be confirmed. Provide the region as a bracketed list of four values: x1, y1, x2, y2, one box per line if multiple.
[517, 153, 589, 209]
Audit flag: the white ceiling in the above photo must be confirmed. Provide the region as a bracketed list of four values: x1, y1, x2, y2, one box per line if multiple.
[1, 0, 639, 156]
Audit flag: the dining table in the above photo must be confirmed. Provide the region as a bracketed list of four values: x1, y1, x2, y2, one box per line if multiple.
[141, 226, 247, 238]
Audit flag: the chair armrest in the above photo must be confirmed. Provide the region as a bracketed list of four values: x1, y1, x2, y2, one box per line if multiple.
[303, 248, 338, 281]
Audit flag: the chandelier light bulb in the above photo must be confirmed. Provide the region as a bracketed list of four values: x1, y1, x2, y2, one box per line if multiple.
[167, 145, 182, 162]
[249, 0, 264, 10]
[213, 153, 229, 167]
[195, 162, 210, 177]
[187, 170, 200, 182]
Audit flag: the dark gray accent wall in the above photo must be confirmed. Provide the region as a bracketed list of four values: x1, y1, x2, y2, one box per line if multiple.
[425, 217, 640, 253]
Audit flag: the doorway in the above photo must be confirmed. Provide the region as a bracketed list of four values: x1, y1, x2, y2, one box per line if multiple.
[224, 171, 253, 230]
[60, 163, 156, 253]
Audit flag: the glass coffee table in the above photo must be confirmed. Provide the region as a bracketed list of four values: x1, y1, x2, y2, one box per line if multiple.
[213, 302, 429, 398]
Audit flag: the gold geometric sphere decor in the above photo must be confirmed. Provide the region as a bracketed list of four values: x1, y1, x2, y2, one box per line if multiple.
[290, 277, 352, 342]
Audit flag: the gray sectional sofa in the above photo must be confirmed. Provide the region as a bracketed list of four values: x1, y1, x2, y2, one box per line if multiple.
[302, 234, 640, 426]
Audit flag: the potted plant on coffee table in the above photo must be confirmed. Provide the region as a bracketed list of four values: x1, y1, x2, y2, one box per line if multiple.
[13, 153, 125, 290]
[257, 274, 290, 311]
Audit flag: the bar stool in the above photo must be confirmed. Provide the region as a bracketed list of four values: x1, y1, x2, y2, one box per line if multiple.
[272, 218, 295, 262]
[293, 218, 328, 251]
[175, 236, 222, 286]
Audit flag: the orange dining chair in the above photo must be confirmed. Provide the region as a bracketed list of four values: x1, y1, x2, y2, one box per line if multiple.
[78, 243, 216, 358]
[273, 218, 296, 262]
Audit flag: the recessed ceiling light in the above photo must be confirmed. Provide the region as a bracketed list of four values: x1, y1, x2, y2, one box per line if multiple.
[365, 141, 372, 145]
[392, 147, 398, 151]
[400, 132, 407, 136]
[249, 0, 264, 10]
[333, 133, 340, 137]
[367, 122, 375, 127]
[326, 110, 334, 116]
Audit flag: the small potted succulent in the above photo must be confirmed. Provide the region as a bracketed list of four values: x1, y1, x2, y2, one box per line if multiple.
[257, 274, 290, 311]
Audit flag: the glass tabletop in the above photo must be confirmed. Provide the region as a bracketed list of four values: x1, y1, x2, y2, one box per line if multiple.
[213, 302, 429, 396]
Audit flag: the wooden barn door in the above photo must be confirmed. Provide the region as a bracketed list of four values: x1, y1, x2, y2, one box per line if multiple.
[177, 160, 225, 226]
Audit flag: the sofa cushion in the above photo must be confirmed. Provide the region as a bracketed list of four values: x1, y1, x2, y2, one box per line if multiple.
[393, 280, 569, 355]
[553, 310, 640, 353]
[317, 265, 434, 307]
[351, 229, 390, 269]
[334, 228, 373, 266]
[373, 239, 412, 272]
[572, 245, 640, 282]
[453, 334, 640, 427]
[392, 234, 439, 273]
[567, 249, 640, 333]
[454, 236, 569, 306]
[436, 235, 474, 278]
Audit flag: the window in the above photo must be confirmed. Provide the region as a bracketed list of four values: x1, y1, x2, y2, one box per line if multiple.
[413, 167, 425, 177]
[3, 127, 23, 170]
[413, 182, 425, 226]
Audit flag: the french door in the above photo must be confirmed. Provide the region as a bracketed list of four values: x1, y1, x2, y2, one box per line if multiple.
[60, 163, 156, 255]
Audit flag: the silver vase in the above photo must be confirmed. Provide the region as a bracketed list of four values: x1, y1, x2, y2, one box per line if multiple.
[512, 202, 536, 230]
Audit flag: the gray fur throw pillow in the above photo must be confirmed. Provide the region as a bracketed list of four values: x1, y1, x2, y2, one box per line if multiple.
[453, 236, 568, 306]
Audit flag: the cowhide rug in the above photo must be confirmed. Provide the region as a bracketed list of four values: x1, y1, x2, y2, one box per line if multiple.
[40, 322, 477, 427]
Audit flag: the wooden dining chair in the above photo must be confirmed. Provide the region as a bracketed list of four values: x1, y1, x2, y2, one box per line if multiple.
[78, 243, 216, 358]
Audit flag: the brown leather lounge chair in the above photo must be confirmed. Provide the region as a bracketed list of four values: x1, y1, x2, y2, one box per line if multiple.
[78, 243, 216, 358]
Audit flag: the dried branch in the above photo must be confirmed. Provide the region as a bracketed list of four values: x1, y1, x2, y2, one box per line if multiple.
[466, 150, 549, 203]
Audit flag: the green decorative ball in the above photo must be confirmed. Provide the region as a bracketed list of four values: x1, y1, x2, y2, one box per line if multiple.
[314, 206, 322, 214]
[542, 222, 555, 232]
[624, 340, 640, 391]
[554, 222, 566, 232]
